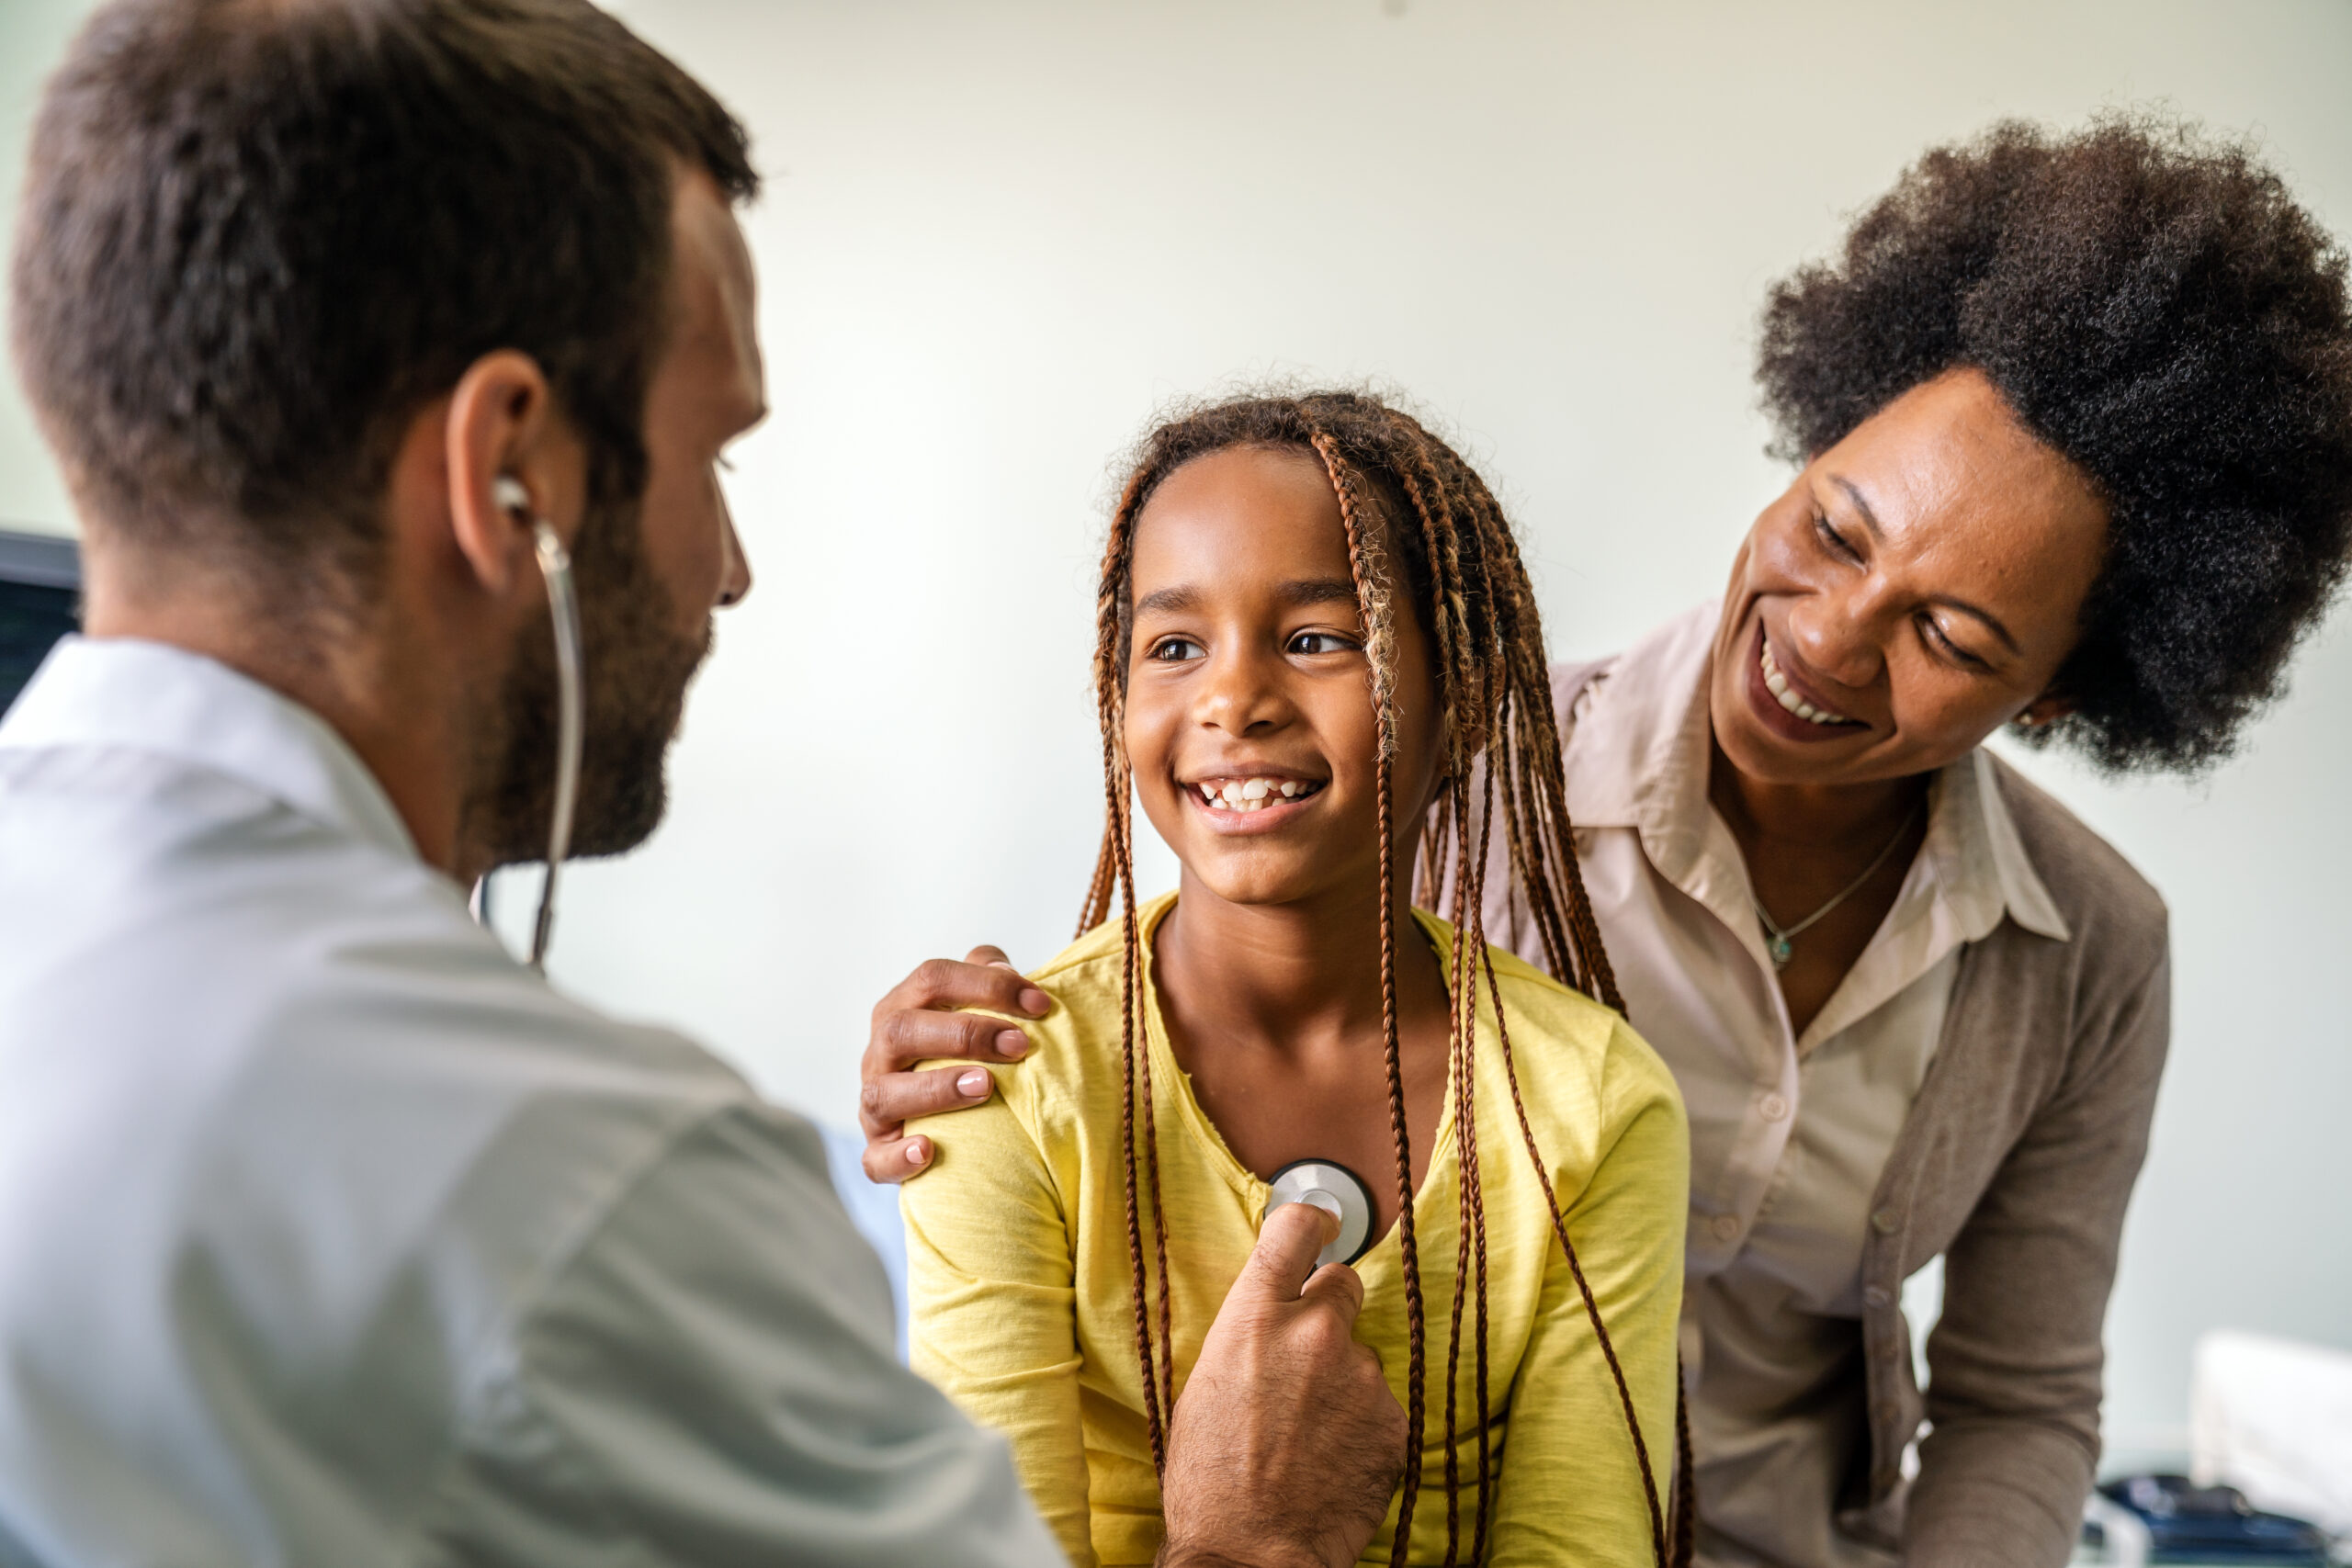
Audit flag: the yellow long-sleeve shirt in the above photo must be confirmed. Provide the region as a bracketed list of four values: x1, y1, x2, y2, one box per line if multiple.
[903, 893, 1689, 1566]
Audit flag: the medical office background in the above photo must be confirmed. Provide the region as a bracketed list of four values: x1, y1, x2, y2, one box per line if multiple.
[3, 0, 2347, 1474]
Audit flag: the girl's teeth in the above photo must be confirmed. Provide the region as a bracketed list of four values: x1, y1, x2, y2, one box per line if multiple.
[1199, 776, 1317, 808]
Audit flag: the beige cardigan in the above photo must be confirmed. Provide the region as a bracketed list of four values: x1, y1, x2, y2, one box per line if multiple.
[1477, 661, 2170, 1567]
[1845, 755, 2167, 1565]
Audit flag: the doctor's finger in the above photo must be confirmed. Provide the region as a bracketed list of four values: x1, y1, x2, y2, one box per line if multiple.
[1296, 1260, 1368, 1323]
[1235, 1202, 1340, 1302]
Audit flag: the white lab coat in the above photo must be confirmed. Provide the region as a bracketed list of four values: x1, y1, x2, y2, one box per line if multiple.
[0, 637, 1057, 1567]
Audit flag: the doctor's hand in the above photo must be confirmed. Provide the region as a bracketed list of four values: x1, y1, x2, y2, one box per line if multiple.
[858, 946, 1049, 1183]
[1158, 1204, 1407, 1568]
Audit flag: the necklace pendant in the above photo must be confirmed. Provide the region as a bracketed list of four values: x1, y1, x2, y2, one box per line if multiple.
[1767, 933, 1794, 970]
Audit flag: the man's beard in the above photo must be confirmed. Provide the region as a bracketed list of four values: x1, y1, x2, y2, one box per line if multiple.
[467, 492, 712, 873]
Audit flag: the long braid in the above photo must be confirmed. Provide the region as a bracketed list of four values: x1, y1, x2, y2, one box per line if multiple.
[1485, 930, 1671, 1560]
[1396, 443, 1487, 1568]
[1086, 475, 1174, 1476]
[1461, 760, 1501, 1564]
[1441, 773, 1475, 1563]
[1312, 432, 1430, 1567]
[1124, 791, 1177, 1427]
[1085, 391, 1685, 1567]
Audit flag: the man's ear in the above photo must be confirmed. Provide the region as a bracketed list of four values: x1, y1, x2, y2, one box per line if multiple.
[2015, 691, 2076, 729]
[440, 350, 577, 599]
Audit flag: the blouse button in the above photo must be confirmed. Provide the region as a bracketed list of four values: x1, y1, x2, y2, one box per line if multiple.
[1710, 1213, 1741, 1243]
[1870, 1208, 1902, 1235]
[1758, 1093, 1790, 1122]
[1862, 1284, 1892, 1310]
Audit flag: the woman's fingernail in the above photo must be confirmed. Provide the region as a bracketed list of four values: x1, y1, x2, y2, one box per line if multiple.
[1019, 988, 1050, 1017]
[904, 1138, 929, 1166]
[996, 1029, 1030, 1059]
[957, 1068, 990, 1098]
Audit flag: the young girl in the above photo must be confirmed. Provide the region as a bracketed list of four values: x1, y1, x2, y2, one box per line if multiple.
[900, 393, 1690, 1567]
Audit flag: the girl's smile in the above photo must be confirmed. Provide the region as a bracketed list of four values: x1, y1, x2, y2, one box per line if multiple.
[1122, 443, 1442, 912]
[1182, 770, 1329, 832]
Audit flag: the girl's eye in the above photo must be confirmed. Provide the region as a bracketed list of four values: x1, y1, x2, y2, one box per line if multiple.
[1918, 614, 1990, 672]
[1813, 513, 1859, 562]
[1148, 637, 1204, 663]
[1288, 631, 1359, 656]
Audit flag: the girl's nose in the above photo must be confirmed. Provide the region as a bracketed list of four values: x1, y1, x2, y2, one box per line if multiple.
[1197, 645, 1287, 734]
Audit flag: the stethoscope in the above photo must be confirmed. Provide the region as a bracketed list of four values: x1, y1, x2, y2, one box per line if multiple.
[467, 475, 583, 974]
[488, 482, 1384, 1252]
[1264, 1157, 1379, 1269]
[500, 481, 1381, 1264]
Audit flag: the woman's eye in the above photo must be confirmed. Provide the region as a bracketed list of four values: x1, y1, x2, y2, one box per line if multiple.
[1288, 631, 1358, 656]
[1919, 615, 1990, 671]
[1813, 513, 1859, 561]
[1148, 637, 1204, 662]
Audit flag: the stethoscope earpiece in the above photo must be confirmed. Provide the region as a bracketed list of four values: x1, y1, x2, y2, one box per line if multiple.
[476, 473, 583, 975]
[1265, 1157, 1378, 1268]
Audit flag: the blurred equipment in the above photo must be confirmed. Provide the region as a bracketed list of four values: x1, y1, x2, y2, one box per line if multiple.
[2192, 1330, 2352, 1540]
[0, 529, 77, 717]
[2092, 1474, 2332, 1565]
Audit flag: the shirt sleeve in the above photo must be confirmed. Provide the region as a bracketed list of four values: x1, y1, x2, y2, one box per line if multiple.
[403, 1100, 1065, 1568]
[899, 1077, 1098, 1568]
[1488, 1023, 1690, 1568]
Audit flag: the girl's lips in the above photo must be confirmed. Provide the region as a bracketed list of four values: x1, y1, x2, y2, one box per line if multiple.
[1744, 621, 1867, 745]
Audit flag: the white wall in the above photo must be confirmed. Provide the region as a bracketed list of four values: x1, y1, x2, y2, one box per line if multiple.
[5, 0, 2346, 1465]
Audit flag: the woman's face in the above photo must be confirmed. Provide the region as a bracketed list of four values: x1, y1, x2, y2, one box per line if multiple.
[1710, 367, 2110, 789]
[1122, 445, 1442, 911]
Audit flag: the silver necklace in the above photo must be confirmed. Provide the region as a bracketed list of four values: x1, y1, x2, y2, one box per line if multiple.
[1751, 801, 1925, 971]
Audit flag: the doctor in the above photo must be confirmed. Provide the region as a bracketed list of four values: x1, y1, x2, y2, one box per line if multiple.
[0, 1, 1403, 1563]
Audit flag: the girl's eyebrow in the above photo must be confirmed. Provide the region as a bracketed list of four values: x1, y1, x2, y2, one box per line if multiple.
[1133, 577, 1357, 617]
[1278, 576, 1360, 609]
[1134, 584, 1201, 617]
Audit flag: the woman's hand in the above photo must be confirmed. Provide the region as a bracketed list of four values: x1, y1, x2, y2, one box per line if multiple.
[859, 946, 1050, 1183]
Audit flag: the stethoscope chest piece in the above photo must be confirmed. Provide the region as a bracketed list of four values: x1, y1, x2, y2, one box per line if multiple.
[1264, 1157, 1377, 1268]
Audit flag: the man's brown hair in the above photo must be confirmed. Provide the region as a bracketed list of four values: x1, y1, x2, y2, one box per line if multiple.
[9, 0, 756, 590]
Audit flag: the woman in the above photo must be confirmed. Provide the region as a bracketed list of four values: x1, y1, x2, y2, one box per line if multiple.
[857, 116, 2352, 1568]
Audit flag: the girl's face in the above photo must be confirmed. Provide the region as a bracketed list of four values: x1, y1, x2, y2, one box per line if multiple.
[1709, 367, 2110, 789]
[1123, 445, 1442, 912]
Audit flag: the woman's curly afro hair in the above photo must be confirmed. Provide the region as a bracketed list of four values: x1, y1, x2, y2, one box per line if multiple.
[1758, 114, 2352, 773]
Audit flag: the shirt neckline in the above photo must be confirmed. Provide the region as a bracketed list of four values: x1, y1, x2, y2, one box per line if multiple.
[0, 635, 420, 863]
[1130, 890, 1465, 1277]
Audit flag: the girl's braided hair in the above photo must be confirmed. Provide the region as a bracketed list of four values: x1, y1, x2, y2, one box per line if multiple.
[1080, 389, 1693, 1567]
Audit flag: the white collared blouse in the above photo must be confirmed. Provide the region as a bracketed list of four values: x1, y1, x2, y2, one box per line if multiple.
[1490, 603, 2074, 1568]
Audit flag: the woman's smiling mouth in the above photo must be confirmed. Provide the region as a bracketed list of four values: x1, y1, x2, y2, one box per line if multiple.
[1747, 624, 1868, 742]
[1758, 635, 1856, 726]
